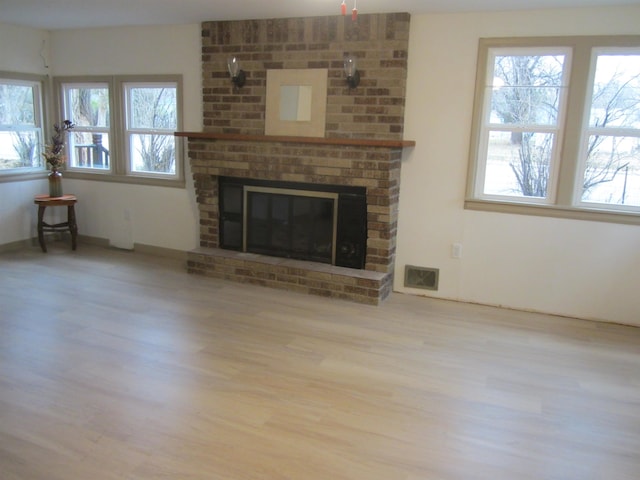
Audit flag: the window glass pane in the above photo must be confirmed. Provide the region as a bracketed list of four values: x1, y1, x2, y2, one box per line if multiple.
[0, 79, 42, 172]
[0, 130, 40, 169]
[589, 55, 640, 129]
[68, 132, 110, 169]
[490, 54, 566, 126]
[0, 84, 35, 124]
[129, 87, 176, 130]
[63, 84, 111, 170]
[129, 133, 175, 174]
[67, 87, 110, 127]
[484, 130, 554, 198]
[581, 135, 640, 207]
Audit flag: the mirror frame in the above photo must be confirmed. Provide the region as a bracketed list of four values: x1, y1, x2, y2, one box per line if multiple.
[265, 68, 328, 138]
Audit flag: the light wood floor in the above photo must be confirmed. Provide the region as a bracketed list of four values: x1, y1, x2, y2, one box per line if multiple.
[1, 241, 639, 480]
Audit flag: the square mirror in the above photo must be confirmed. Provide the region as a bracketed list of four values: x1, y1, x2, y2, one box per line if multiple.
[265, 69, 328, 137]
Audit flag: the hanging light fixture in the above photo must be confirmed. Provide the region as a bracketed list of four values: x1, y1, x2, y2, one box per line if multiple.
[340, 0, 358, 21]
[227, 56, 246, 88]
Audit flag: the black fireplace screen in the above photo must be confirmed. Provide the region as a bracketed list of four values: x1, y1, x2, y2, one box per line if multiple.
[247, 188, 337, 264]
[219, 177, 367, 269]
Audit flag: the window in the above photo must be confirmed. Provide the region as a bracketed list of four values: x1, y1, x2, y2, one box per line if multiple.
[55, 75, 183, 187]
[0, 72, 45, 179]
[124, 83, 177, 176]
[579, 50, 640, 209]
[61, 82, 111, 171]
[467, 37, 640, 224]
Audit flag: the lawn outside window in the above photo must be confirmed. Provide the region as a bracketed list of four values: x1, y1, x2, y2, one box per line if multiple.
[466, 36, 640, 225]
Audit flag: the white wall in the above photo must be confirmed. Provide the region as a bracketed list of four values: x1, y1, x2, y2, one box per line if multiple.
[397, 6, 640, 326]
[0, 23, 202, 251]
[0, 24, 53, 245]
[48, 24, 202, 252]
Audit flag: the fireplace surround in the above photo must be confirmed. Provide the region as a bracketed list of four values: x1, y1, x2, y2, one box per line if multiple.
[180, 133, 413, 304]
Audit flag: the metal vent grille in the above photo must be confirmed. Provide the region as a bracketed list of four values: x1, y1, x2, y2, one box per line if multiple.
[404, 265, 439, 291]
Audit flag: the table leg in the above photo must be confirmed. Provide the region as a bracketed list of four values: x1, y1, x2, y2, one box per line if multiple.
[37, 205, 47, 252]
[68, 205, 78, 251]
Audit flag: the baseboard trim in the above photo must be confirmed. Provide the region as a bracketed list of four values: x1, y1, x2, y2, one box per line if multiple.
[133, 243, 187, 262]
[1, 235, 187, 263]
[78, 235, 186, 261]
[77, 234, 110, 247]
[0, 239, 33, 253]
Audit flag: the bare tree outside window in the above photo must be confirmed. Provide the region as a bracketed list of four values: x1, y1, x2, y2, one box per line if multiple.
[486, 54, 564, 199]
[127, 86, 177, 174]
[469, 38, 640, 220]
[65, 85, 111, 169]
[581, 54, 640, 206]
[485, 52, 639, 205]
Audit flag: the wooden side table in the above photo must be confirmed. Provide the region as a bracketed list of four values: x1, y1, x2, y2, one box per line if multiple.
[34, 194, 78, 253]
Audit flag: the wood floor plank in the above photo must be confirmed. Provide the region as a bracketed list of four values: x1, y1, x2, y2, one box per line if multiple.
[1, 242, 639, 479]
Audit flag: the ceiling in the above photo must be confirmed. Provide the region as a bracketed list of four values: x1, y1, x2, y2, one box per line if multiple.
[1, 0, 638, 30]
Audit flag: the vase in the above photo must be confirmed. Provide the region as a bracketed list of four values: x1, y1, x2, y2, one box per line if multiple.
[48, 168, 63, 198]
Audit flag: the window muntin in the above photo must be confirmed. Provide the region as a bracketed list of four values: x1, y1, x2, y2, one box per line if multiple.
[468, 37, 640, 222]
[62, 83, 111, 171]
[477, 49, 570, 203]
[579, 51, 640, 208]
[124, 83, 178, 177]
[0, 77, 43, 173]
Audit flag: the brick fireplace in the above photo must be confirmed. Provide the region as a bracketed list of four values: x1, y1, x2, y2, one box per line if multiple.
[180, 13, 413, 305]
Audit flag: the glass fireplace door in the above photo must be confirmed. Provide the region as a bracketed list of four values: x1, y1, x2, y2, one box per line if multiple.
[244, 187, 338, 264]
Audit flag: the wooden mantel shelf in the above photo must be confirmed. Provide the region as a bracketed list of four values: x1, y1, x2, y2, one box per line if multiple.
[175, 132, 415, 148]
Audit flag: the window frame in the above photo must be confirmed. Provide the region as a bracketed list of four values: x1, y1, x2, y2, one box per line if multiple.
[575, 46, 640, 212]
[54, 74, 184, 188]
[474, 46, 572, 205]
[59, 78, 114, 175]
[122, 80, 180, 179]
[466, 36, 640, 225]
[0, 71, 48, 183]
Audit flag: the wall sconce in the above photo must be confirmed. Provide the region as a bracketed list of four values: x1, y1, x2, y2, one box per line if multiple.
[227, 56, 246, 88]
[344, 55, 360, 89]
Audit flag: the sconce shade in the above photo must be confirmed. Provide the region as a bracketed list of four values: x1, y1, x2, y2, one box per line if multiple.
[227, 56, 246, 88]
[344, 56, 357, 77]
[343, 55, 360, 89]
[227, 57, 240, 77]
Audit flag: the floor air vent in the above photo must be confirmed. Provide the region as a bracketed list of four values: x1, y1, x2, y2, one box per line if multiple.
[404, 265, 439, 291]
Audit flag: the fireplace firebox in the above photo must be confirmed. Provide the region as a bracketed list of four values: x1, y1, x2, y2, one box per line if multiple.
[219, 177, 367, 269]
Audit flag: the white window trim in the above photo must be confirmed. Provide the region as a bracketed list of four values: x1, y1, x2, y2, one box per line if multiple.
[0, 71, 48, 183]
[475, 46, 571, 206]
[466, 36, 640, 225]
[59, 78, 114, 176]
[122, 80, 180, 179]
[54, 75, 185, 188]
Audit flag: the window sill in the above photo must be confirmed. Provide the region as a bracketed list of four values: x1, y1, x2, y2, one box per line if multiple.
[0, 170, 48, 183]
[464, 199, 640, 226]
[62, 171, 185, 188]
